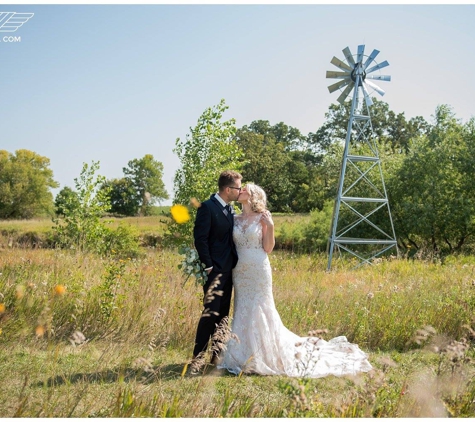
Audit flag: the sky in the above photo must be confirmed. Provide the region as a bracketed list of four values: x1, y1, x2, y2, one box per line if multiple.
[1, 3, 475, 205]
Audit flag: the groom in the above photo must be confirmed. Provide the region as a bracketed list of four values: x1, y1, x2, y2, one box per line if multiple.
[192, 170, 242, 365]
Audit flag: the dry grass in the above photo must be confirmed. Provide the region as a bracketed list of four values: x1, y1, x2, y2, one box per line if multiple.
[1, 244, 475, 416]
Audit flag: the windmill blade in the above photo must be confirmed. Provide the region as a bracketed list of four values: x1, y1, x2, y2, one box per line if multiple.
[365, 79, 385, 96]
[363, 49, 380, 70]
[361, 82, 373, 107]
[366, 74, 391, 82]
[326, 70, 350, 79]
[366, 60, 389, 74]
[330, 56, 352, 72]
[337, 81, 355, 104]
[342, 47, 355, 67]
[327, 78, 351, 94]
[357, 45, 365, 63]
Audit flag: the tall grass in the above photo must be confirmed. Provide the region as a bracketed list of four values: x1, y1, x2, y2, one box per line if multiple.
[1, 242, 475, 416]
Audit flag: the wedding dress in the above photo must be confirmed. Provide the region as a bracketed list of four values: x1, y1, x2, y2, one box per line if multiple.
[218, 214, 373, 378]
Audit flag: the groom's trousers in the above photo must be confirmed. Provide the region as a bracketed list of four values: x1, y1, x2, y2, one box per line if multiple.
[193, 269, 233, 359]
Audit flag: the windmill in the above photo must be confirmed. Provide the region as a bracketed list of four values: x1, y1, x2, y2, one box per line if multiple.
[326, 45, 397, 270]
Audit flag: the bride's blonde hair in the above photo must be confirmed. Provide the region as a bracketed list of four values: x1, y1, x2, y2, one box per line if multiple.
[245, 183, 267, 213]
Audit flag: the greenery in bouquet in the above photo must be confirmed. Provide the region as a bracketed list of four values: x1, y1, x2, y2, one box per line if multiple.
[178, 245, 208, 286]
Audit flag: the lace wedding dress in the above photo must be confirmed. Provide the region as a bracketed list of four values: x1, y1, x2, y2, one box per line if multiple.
[218, 214, 373, 378]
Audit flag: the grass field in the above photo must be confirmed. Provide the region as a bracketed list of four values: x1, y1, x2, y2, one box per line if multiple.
[1, 217, 475, 417]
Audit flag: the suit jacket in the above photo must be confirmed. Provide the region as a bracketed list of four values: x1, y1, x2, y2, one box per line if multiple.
[193, 194, 238, 274]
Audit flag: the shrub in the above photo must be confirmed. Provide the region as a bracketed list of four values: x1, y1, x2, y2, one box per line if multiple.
[275, 202, 332, 253]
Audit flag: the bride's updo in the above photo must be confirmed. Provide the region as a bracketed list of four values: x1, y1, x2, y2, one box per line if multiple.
[245, 183, 267, 213]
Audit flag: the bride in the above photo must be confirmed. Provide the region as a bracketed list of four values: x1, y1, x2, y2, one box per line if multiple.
[218, 183, 373, 378]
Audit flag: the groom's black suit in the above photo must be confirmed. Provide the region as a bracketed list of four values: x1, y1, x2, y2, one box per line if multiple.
[193, 194, 238, 359]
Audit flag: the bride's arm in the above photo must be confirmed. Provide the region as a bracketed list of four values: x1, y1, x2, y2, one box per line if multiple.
[261, 211, 275, 254]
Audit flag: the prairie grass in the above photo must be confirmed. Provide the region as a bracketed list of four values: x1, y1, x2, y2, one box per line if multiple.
[1, 243, 475, 416]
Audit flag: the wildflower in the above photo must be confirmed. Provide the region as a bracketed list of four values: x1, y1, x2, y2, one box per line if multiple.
[35, 325, 45, 337]
[0, 303, 5, 314]
[54, 285, 66, 296]
[171, 204, 190, 224]
[367, 292, 374, 299]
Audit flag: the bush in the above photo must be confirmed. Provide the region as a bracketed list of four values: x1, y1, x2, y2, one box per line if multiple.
[275, 202, 332, 253]
[98, 224, 141, 259]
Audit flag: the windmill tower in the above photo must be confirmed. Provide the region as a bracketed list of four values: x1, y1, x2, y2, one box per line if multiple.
[326, 45, 397, 270]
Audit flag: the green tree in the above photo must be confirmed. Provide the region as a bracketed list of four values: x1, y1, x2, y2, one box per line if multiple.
[237, 120, 326, 212]
[171, 99, 244, 244]
[235, 128, 291, 211]
[54, 186, 80, 216]
[387, 105, 475, 254]
[53, 161, 112, 253]
[0, 149, 58, 219]
[123, 154, 169, 216]
[311, 99, 429, 154]
[101, 178, 139, 216]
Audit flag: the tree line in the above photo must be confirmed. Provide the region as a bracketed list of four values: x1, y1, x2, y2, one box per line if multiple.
[0, 152, 169, 219]
[1, 98, 474, 254]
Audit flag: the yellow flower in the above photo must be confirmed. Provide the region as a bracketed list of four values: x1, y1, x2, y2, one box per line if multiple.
[0, 303, 5, 314]
[35, 325, 45, 337]
[171, 204, 190, 224]
[54, 285, 66, 296]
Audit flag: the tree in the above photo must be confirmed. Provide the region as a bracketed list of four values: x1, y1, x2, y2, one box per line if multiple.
[235, 128, 291, 211]
[101, 178, 139, 216]
[54, 186, 80, 216]
[387, 105, 475, 254]
[236, 120, 324, 212]
[0, 149, 58, 219]
[53, 161, 111, 253]
[311, 98, 429, 154]
[53, 162, 140, 258]
[171, 99, 244, 244]
[123, 154, 169, 216]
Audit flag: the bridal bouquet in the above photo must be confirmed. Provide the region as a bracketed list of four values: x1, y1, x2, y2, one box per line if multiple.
[178, 245, 208, 286]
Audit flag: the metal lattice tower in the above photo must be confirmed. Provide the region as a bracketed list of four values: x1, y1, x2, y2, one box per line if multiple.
[326, 45, 397, 270]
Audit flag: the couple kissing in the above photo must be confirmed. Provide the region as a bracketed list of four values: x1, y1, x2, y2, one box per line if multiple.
[191, 170, 372, 378]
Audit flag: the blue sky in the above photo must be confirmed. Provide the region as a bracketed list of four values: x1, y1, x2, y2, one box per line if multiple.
[1, 4, 475, 205]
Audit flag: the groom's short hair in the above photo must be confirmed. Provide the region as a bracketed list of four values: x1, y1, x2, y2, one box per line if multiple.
[218, 170, 242, 191]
